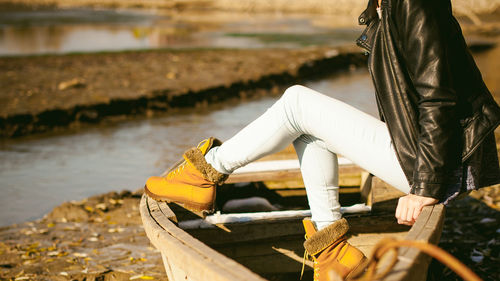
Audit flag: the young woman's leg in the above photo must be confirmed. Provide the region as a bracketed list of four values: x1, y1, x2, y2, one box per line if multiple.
[293, 135, 341, 230]
[205, 85, 410, 228]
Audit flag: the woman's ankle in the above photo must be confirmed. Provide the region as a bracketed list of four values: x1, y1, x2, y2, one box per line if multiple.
[204, 146, 232, 175]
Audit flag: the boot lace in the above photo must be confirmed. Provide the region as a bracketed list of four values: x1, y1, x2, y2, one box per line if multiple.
[301, 249, 320, 281]
[166, 161, 187, 179]
[301, 234, 320, 281]
[167, 139, 209, 179]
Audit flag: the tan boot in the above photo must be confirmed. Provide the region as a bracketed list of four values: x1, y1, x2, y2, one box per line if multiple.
[144, 137, 228, 215]
[303, 218, 367, 281]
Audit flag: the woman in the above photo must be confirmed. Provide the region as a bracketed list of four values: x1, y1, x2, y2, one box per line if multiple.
[145, 0, 500, 279]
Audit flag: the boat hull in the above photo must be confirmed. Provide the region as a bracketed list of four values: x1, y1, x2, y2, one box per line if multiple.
[140, 194, 444, 281]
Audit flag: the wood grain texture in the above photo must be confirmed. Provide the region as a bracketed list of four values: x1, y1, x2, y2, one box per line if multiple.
[140, 194, 265, 281]
[226, 164, 364, 185]
[371, 177, 406, 212]
[383, 204, 446, 281]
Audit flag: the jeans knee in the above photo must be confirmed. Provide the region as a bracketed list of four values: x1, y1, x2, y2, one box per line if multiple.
[282, 85, 306, 101]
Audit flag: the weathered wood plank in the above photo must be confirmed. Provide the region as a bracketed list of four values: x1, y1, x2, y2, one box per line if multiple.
[214, 238, 312, 273]
[261, 173, 363, 189]
[348, 231, 408, 256]
[226, 169, 302, 184]
[371, 177, 406, 212]
[275, 189, 307, 197]
[182, 213, 408, 247]
[226, 160, 364, 185]
[156, 200, 178, 223]
[140, 194, 265, 281]
[383, 204, 446, 281]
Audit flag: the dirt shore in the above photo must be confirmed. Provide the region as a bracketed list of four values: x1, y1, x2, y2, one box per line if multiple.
[0, 190, 168, 281]
[0, 186, 498, 281]
[0, 46, 366, 138]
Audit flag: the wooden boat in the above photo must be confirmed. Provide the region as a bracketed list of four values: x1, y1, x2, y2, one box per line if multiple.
[140, 148, 445, 281]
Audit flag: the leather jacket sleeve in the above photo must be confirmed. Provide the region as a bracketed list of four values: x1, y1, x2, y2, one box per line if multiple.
[393, 0, 463, 199]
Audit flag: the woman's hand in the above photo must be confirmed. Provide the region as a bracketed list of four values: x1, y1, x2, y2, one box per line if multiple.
[395, 194, 438, 225]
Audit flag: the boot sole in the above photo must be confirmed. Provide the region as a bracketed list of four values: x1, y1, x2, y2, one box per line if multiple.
[144, 185, 214, 218]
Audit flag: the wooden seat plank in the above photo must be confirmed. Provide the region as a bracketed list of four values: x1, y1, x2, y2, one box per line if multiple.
[226, 158, 365, 187]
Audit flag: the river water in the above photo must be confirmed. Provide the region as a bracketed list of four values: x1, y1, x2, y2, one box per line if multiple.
[0, 8, 361, 55]
[0, 69, 376, 226]
[0, 9, 498, 227]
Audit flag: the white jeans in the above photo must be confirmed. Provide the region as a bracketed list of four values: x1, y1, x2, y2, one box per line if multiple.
[205, 85, 410, 230]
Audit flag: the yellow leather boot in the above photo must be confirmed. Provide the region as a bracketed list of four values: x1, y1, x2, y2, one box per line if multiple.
[303, 218, 367, 281]
[144, 137, 228, 214]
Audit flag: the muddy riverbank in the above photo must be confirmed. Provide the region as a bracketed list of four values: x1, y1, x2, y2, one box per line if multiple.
[0, 186, 499, 281]
[0, 46, 366, 138]
[0, 189, 168, 281]
[1, 38, 498, 139]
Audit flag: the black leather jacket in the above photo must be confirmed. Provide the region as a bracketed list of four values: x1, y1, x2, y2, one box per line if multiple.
[356, 0, 500, 200]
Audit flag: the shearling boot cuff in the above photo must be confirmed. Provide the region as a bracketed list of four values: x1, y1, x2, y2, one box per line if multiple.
[184, 148, 228, 184]
[303, 218, 349, 256]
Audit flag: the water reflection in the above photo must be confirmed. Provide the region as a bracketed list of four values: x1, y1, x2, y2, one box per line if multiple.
[0, 9, 362, 55]
[2, 25, 139, 55]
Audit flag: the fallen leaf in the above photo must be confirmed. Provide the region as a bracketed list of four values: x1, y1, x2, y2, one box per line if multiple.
[96, 203, 107, 210]
[47, 251, 60, 256]
[108, 227, 125, 233]
[38, 229, 49, 234]
[58, 78, 86, 91]
[479, 218, 496, 224]
[130, 275, 155, 280]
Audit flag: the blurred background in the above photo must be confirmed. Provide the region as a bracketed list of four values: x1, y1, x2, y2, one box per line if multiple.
[0, 1, 499, 280]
